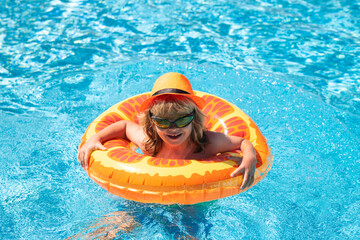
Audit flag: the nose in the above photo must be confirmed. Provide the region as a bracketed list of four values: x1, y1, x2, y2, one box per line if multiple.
[168, 123, 179, 129]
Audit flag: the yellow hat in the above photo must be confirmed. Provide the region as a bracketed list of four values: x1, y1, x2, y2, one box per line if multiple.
[140, 72, 205, 112]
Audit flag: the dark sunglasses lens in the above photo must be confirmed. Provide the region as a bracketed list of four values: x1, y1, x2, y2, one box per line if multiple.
[174, 116, 194, 128]
[152, 118, 171, 128]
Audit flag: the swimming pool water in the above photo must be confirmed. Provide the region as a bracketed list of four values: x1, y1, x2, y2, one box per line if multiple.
[1, 0, 360, 239]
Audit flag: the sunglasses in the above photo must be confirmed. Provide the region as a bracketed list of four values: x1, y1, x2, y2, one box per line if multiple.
[150, 111, 195, 129]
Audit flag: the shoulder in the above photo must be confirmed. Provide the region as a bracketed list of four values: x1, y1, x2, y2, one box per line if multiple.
[204, 130, 232, 141]
[124, 120, 145, 136]
[204, 130, 229, 147]
[124, 120, 142, 130]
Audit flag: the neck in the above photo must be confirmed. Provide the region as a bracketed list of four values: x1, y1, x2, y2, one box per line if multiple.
[156, 142, 196, 159]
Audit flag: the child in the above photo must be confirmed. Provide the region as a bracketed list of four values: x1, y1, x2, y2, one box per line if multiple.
[78, 72, 256, 190]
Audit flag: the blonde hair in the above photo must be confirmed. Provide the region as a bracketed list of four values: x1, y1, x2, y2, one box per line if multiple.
[139, 95, 207, 156]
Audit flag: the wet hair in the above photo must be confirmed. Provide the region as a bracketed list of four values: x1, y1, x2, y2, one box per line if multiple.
[139, 95, 208, 156]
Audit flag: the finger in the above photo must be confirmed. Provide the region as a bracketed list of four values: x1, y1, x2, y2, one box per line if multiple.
[78, 151, 84, 165]
[79, 152, 85, 168]
[79, 157, 84, 169]
[244, 177, 254, 190]
[96, 143, 107, 151]
[243, 174, 255, 190]
[249, 175, 255, 187]
[240, 171, 249, 190]
[230, 166, 244, 178]
[84, 151, 89, 170]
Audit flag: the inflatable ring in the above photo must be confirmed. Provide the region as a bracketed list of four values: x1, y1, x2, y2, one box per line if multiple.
[80, 92, 273, 205]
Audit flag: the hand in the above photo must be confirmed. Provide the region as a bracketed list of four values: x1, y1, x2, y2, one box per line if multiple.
[78, 136, 107, 170]
[229, 154, 257, 190]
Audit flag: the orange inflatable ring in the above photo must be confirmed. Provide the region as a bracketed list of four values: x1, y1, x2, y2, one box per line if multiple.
[80, 92, 273, 205]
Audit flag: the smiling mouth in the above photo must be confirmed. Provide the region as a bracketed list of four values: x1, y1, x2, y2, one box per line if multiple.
[167, 133, 182, 139]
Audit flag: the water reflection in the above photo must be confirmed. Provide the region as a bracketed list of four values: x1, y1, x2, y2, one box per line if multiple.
[68, 200, 215, 239]
[1, 0, 360, 115]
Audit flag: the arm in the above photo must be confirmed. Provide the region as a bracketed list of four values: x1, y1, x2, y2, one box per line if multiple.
[206, 131, 257, 189]
[78, 120, 145, 170]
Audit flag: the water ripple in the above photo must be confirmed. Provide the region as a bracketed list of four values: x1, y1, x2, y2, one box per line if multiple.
[1, 0, 359, 115]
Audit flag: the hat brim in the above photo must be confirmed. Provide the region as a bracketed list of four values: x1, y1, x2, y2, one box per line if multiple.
[139, 93, 205, 112]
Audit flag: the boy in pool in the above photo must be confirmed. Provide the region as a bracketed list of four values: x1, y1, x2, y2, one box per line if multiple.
[78, 72, 256, 190]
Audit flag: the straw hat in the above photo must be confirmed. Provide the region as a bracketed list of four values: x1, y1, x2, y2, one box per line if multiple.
[139, 72, 205, 112]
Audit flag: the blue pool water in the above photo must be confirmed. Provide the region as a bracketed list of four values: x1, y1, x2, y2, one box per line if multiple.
[1, 0, 360, 239]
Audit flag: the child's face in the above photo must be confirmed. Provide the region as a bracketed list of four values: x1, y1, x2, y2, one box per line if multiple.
[153, 115, 193, 147]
